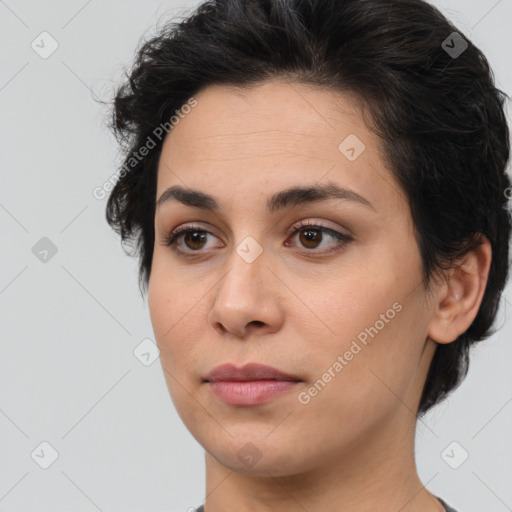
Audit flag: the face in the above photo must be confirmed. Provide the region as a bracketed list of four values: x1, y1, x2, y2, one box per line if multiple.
[148, 80, 438, 476]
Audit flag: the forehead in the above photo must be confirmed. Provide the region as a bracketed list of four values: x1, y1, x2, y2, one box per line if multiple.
[156, 80, 406, 216]
[163, 80, 367, 156]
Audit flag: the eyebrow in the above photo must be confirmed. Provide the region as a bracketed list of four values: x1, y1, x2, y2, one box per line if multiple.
[156, 181, 376, 214]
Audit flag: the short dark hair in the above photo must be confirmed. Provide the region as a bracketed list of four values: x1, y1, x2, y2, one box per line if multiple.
[105, 0, 511, 415]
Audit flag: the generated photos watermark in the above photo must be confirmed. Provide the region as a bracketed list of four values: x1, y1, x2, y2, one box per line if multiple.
[93, 96, 198, 200]
[298, 301, 403, 405]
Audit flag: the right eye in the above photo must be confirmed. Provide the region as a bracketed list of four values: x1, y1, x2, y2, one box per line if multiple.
[162, 225, 222, 255]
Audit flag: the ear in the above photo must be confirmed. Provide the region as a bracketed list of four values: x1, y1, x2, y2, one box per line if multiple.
[427, 236, 492, 344]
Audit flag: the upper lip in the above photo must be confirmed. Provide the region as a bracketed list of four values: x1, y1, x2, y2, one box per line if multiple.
[204, 363, 302, 382]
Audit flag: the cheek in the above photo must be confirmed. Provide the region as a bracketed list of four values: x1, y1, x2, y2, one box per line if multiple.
[148, 265, 213, 373]
[148, 276, 173, 347]
[303, 273, 423, 412]
[148, 269, 190, 368]
[148, 276, 205, 416]
[149, 254, 198, 339]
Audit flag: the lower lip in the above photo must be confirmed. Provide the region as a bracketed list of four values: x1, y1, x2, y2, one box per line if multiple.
[206, 380, 300, 405]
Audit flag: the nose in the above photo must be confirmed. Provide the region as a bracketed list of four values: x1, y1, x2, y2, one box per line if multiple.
[208, 243, 285, 339]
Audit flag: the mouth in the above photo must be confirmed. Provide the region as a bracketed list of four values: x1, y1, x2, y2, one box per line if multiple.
[203, 362, 302, 406]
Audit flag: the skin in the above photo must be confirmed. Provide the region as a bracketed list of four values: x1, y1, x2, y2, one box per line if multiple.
[148, 79, 491, 512]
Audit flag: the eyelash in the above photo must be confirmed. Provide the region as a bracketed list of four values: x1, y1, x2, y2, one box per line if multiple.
[162, 220, 353, 257]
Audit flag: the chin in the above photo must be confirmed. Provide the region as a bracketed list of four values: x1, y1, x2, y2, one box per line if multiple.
[201, 432, 310, 477]
[210, 448, 302, 477]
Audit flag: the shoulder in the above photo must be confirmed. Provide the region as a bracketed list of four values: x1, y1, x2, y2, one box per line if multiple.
[437, 496, 459, 512]
[195, 500, 460, 512]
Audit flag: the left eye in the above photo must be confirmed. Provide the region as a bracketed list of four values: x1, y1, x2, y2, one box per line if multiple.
[162, 222, 352, 256]
[285, 222, 353, 254]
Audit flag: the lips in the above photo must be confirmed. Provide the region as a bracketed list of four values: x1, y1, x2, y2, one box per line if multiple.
[203, 362, 301, 383]
[203, 363, 302, 406]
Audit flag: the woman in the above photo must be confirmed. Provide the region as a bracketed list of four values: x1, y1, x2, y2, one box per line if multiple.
[105, 0, 511, 510]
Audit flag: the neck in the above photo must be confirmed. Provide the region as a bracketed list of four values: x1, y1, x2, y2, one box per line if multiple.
[202, 407, 444, 512]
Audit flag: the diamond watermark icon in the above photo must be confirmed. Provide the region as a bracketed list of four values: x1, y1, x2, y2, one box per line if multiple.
[237, 442, 262, 468]
[441, 441, 469, 469]
[236, 236, 263, 264]
[31, 441, 59, 469]
[503, 187, 512, 213]
[31, 31, 59, 59]
[133, 338, 160, 366]
[32, 237, 58, 263]
[441, 32, 468, 59]
[338, 134, 366, 161]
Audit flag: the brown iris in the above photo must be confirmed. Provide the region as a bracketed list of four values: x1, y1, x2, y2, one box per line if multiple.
[184, 230, 207, 250]
[299, 228, 322, 249]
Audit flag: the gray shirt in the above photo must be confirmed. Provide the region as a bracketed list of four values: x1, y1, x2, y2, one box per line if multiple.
[194, 496, 458, 511]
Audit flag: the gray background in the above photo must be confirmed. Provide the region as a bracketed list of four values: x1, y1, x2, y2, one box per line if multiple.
[1, 1, 511, 511]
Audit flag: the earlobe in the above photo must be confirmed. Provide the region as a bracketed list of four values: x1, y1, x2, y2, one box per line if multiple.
[427, 236, 492, 345]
